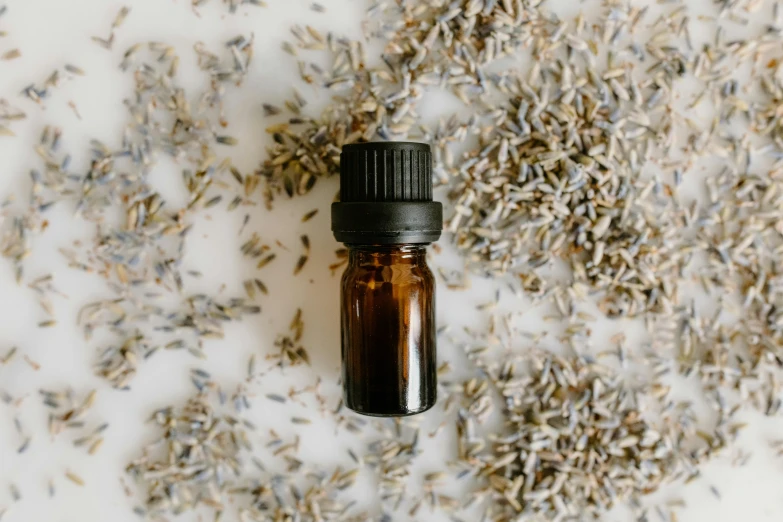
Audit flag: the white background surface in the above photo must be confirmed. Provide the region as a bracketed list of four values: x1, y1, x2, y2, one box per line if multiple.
[2, 1, 783, 521]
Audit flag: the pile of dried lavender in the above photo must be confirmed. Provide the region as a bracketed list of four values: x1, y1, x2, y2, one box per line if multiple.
[263, 0, 783, 314]
[257, 0, 783, 519]
[445, 79, 682, 317]
[6, 34, 261, 393]
[453, 347, 739, 520]
[127, 379, 373, 521]
[126, 390, 254, 517]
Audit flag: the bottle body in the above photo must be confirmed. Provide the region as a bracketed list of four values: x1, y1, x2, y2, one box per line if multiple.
[340, 244, 436, 416]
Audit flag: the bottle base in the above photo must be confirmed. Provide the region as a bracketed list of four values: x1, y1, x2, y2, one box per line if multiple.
[346, 401, 435, 418]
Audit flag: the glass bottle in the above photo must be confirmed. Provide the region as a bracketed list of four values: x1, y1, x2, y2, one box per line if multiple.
[332, 142, 442, 416]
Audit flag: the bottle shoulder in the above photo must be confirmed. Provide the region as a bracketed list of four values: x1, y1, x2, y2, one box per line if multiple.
[342, 260, 434, 289]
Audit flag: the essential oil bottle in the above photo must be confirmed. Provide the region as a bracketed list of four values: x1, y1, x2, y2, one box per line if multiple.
[331, 142, 442, 417]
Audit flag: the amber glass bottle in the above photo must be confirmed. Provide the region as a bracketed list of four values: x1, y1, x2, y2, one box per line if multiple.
[332, 142, 442, 417]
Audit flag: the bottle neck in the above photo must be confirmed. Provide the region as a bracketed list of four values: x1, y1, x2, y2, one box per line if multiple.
[347, 244, 427, 265]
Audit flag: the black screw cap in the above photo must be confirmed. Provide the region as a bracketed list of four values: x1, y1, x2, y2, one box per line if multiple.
[332, 142, 442, 245]
[339, 141, 433, 203]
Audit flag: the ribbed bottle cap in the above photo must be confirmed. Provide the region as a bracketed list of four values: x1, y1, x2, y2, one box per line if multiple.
[339, 142, 433, 203]
[332, 142, 442, 245]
